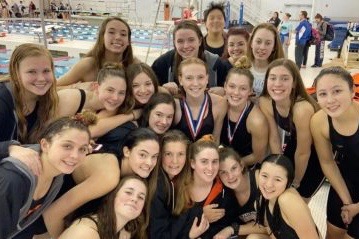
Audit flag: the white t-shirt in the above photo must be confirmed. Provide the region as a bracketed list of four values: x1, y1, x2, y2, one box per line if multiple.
[250, 67, 266, 97]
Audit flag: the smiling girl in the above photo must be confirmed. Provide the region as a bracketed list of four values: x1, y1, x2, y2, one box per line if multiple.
[259, 58, 324, 200]
[152, 20, 228, 95]
[222, 27, 250, 67]
[221, 56, 268, 168]
[0, 43, 58, 175]
[59, 175, 149, 239]
[57, 17, 137, 89]
[0, 114, 95, 239]
[311, 67, 359, 239]
[256, 154, 320, 239]
[248, 23, 284, 96]
[174, 57, 227, 142]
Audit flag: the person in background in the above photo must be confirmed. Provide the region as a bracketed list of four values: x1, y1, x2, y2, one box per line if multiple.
[203, 2, 226, 56]
[222, 27, 250, 68]
[294, 10, 312, 69]
[256, 154, 321, 239]
[311, 67, 359, 239]
[268, 11, 281, 28]
[278, 13, 293, 59]
[312, 13, 327, 68]
[59, 175, 149, 239]
[247, 23, 284, 97]
[0, 113, 96, 239]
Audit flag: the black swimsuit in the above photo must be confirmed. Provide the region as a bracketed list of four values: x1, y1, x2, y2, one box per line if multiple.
[326, 116, 359, 237]
[272, 100, 324, 198]
[175, 93, 214, 142]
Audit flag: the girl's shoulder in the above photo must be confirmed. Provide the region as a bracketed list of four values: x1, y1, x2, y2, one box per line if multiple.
[277, 187, 302, 207]
[60, 217, 99, 239]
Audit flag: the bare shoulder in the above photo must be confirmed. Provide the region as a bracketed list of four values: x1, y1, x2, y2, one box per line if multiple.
[278, 188, 302, 206]
[311, 110, 329, 134]
[258, 96, 272, 114]
[59, 217, 99, 239]
[248, 104, 267, 126]
[293, 100, 315, 118]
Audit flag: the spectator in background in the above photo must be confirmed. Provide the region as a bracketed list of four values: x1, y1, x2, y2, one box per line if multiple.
[19, 0, 25, 15]
[312, 13, 327, 67]
[278, 13, 293, 59]
[29, 1, 36, 17]
[268, 11, 281, 28]
[295, 10, 311, 69]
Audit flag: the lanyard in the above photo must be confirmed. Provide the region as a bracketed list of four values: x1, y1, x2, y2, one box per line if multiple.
[183, 94, 209, 141]
[227, 102, 249, 144]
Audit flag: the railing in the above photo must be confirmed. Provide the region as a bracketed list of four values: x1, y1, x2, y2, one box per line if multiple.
[230, 0, 267, 26]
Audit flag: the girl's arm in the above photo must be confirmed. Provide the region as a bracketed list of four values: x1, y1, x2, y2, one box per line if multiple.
[292, 101, 314, 187]
[279, 189, 319, 238]
[258, 97, 282, 154]
[89, 109, 140, 138]
[57, 57, 96, 87]
[244, 105, 269, 166]
[59, 218, 100, 239]
[44, 153, 119, 237]
[310, 111, 352, 205]
[211, 94, 227, 144]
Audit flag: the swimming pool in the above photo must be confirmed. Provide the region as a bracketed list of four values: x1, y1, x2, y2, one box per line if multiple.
[0, 20, 173, 48]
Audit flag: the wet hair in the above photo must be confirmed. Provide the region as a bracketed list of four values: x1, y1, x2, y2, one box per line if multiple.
[4, 43, 58, 143]
[314, 66, 354, 90]
[222, 27, 250, 59]
[96, 175, 149, 239]
[256, 154, 294, 235]
[126, 63, 159, 107]
[247, 23, 284, 63]
[314, 13, 323, 20]
[86, 17, 135, 70]
[203, 1, 226, 23]
[39, 111, 96, 149]
[172, 20, 206, 84]
[97, 62, 134, 114]
[218, 146, 247, 174]
[160, 130, 192, 215]
[261, 58, 319, 118]
[140, 92, 176, 130]
[225, 56, 254, 88]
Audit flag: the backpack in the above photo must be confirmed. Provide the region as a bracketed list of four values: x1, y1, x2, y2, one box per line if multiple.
[309, 28, 321, 45]
[324, 23, 334, 41]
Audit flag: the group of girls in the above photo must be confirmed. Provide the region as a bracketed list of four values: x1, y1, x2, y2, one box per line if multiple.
[1, 3, 358, 238]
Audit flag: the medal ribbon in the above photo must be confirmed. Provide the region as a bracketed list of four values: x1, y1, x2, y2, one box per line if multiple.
[227, 102, 249, 144]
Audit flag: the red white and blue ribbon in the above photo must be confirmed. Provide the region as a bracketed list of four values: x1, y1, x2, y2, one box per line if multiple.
[183, 94, 209, 141]
[227, 102, 248, 144]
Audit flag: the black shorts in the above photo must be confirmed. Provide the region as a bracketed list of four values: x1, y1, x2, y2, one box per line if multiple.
[326, 180, 359, 238]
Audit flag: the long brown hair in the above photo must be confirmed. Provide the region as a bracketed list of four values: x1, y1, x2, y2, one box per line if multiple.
[5, 43, 58, 143]
[86, 17, 135, 70]
[96, 175, 149, 239]
[247, 23, 284, 63]
[160, 130, 192, 215]
[261, 58, 319, 116]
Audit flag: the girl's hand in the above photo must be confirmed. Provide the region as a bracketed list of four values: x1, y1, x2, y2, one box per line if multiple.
[163, 82, 179, 95]
[341, 203, 359, 225]
[189, 214, 209, 239]
[203, 204, 225, 223]
[213, 226, 233, 239]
